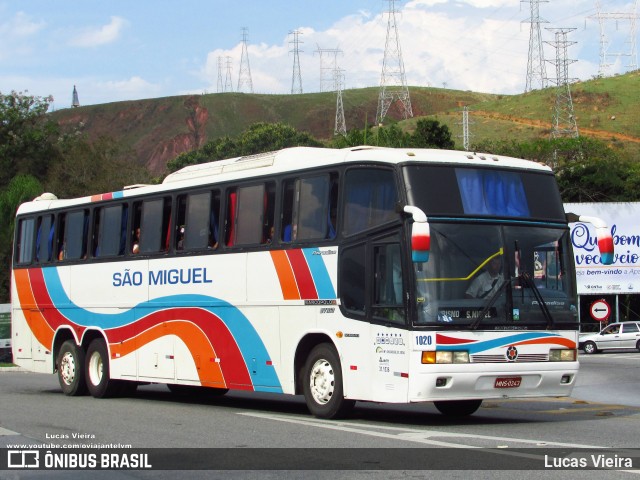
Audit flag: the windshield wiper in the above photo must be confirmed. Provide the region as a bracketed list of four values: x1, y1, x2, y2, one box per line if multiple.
[519, 272, 556, 329]
[470, 277, 510, 330]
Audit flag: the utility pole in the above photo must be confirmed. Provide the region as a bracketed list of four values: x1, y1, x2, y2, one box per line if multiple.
[289, 30, 303, 94]
[237, 27, 254, 93]
[376, 0, 413, 124]
[545, 28, 579, 139]
[522, 0, 548, 92]
[334, 69, 346, 136]
[589, 0, 639, 77]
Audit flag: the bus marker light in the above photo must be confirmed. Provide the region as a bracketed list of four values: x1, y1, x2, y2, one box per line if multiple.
[336, 331, 343, 338]
[421, 351, 436, 364]
[350, 365, 358, 370]
[266, 360, 273, 366]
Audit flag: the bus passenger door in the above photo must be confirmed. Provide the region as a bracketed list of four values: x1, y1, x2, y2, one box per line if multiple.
[369, 240, 410, 402]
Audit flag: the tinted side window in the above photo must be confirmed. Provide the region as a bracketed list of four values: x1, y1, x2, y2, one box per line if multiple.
[282, 173, 338, 243]
[64, 210, 89, 261]
[35, 214, 55, 263]
[95, 204, 127, 257]
[343, 168, 398, 236]
[136, 197, 171, 254]
[373, 241, 405, 324]
[339, 242, 366, 314]
[16, 217, 35, 265]
[177, 191, 220, 251]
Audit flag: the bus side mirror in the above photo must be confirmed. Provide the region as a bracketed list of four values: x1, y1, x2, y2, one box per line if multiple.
[566, 212, 614, 265]
[403, 206, 430, 263]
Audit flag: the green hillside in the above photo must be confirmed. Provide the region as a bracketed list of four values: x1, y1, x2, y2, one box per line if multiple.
[50, 70, 640, 175]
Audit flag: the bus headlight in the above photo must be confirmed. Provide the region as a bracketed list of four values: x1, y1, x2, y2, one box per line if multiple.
[549, 349, 576, 362]
[421, 351, 469, 364]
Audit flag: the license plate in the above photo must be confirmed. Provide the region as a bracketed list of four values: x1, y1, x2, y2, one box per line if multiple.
[495, 377, 522, 388]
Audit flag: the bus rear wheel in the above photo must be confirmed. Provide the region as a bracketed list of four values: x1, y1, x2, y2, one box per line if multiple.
[434, 399, 483, 417]
[85, 339, 121, 398]
[303, 343, 355, 419]
[57, 340, 87, 396]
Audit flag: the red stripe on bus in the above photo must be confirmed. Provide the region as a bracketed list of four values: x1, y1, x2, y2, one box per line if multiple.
[286, 249, 318, 299]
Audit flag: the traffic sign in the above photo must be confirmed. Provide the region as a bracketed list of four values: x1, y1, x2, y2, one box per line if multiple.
[590, 299, 611, 322]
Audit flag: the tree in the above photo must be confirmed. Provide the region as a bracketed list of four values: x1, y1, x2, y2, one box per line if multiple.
[0, 174, 43, 301]
[0, 91, 60, 188]
[410, 119, 455, 149]
[46, 135, 151, 198]
[471, 136, 640, 202]
[167, 123, 322, 173]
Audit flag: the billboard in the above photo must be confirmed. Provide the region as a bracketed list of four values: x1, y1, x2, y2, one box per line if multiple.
[565, 202, 640, 295]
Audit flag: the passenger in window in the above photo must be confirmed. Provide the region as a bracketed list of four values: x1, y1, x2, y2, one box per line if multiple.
[177, 226, 185, 250]
[132, 228, 141, 254]
[265, 226, 275, 244]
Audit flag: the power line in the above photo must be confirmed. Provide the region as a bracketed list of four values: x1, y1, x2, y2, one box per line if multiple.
[376, 0, 413, 124]
[334, 69, 347, 136]
[224, 56, 234, 93]
[589, 0, 639, 77]
[216, 56, 224, 93]
[237, 27, 254, 93]
[315, 46, 342, 93]
[522, 0, 548, 92]
[545, 28, 579, 139]
[289, 30, 303, 94]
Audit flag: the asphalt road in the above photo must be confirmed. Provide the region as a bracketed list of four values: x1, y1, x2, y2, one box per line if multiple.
[1, 351, 639, 479]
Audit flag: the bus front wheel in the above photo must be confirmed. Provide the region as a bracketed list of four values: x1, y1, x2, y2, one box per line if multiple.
[85, 339, 120, 398]
[303, 343, 355, 419]
[434, 399, 483, 417]
[57, 340, 87, 396]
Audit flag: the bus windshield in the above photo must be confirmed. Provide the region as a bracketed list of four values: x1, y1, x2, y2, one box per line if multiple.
[414, 222, 578, 329]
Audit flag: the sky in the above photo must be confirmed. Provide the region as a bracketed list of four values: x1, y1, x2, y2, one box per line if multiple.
[1, 0, 637, 111]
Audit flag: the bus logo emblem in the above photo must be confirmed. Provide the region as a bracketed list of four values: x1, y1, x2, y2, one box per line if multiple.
[505, 346, 518, 362]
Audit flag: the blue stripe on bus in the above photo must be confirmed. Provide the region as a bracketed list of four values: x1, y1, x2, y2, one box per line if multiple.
[41, 268, 282, 391]
[437, 332, 564, 354]
[302, 247, 336, 299]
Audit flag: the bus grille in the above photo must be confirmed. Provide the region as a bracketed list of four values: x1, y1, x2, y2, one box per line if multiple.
[470, 354, 549, 363]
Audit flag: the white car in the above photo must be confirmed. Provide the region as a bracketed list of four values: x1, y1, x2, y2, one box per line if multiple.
[579, 321, 640, 354]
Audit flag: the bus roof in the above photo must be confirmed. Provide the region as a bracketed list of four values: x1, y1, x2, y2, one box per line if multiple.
[16, 146, 552, 215]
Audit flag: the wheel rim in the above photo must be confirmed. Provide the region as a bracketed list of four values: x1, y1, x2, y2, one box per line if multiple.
[88, 350, 103, 387]
[309, 358, 335, 405]
[60, 352, 76, 386]
[585, 343, 594, 354]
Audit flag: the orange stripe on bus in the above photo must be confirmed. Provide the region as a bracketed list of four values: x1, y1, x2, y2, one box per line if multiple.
[14, 269, 55, 349]
[109, 320, 226, 387]
[515, 337, 577, 349]
[269, 250, 300, 300]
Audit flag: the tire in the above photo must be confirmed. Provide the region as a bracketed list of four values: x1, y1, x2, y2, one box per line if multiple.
[303, 343, 355, 419]
[57, 340, 87, 396]
[434, 399, 483, 417]
[582, 341, 597, 355]
[85, 338, 120, 398]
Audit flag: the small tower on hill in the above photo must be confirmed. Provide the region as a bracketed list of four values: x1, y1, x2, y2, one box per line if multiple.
[72, 86, 80, 108]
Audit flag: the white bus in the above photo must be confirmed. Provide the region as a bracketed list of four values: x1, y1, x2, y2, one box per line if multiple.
[11, 146, 614, 419]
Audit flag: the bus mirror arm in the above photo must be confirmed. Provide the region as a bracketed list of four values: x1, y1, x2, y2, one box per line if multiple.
[403, 205, 430, 263]
[565, 212, 614, 265]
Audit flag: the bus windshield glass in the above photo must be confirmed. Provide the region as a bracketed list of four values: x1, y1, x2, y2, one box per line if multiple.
[414, 222, 578, 328]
